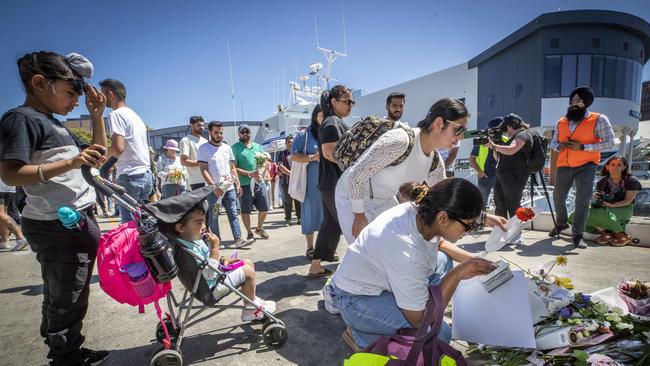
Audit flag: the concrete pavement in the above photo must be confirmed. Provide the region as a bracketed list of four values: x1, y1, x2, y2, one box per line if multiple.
[0, 209, 648, 366]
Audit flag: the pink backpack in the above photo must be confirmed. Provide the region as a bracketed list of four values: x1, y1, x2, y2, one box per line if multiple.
[364, 286, 467, 366]
[97, 221, 172, 312]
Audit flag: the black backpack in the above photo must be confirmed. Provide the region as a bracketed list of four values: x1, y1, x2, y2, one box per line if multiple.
[525, 130, 548, 173]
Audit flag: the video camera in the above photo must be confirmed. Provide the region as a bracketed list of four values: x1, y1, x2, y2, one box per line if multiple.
[465, 126, 506, 146]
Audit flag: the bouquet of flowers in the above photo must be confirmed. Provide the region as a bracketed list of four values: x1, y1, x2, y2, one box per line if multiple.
[167, 168, 186, 185]
[482, 207, 536, 255]
[251, 151, 270, 193]
[618, 280, 650, 317]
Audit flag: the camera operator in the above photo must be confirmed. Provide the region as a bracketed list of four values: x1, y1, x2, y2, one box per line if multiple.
[550, 86, 615, 249]
[486, 114, 532, 232]
[571, 155, 640, 247]
[469, 117, 502, 206]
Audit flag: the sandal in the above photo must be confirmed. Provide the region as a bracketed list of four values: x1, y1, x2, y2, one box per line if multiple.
[342, 327, 363, 353]
[307, 268, 333, 278]
[305, 248, 314, 260]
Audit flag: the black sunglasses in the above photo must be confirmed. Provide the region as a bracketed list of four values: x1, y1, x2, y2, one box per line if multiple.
[445, 120, 467, 137]
[448, 211, 484, 234]
[336, 98, 355, 106]
[46, 76, 85, 95]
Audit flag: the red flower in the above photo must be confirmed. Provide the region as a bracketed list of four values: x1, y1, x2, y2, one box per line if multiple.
[515, 207, 535, 222]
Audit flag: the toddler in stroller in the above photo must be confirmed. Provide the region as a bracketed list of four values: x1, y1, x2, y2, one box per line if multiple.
[84, 166, 288, 366]
[158, 199, 276, 322]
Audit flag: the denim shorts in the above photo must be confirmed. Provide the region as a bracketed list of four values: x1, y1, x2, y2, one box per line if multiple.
[240, 184, 268, 214]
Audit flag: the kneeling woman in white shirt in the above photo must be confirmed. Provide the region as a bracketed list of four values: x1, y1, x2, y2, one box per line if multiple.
[331, 178, 496, 350]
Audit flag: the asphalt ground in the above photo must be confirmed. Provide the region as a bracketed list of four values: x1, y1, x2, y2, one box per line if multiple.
[0, 209, 648, 366]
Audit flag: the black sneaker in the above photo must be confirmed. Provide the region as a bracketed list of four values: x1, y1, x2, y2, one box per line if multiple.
[284, 220, 291, 227]
[247, 232, 254, 240]
[80, 348, 109, 365]
[548, 224, 570, 237]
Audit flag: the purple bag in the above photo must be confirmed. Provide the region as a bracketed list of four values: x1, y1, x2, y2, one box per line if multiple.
[364, 286, 467, 366]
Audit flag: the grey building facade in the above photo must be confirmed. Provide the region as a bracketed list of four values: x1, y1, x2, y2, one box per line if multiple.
[471, 10, 650, 129]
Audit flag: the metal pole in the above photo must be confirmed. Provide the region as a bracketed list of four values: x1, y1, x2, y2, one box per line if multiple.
[227, 40, 237, 141]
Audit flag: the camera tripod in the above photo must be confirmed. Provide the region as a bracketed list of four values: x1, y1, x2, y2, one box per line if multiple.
[527, 170, 560, 238]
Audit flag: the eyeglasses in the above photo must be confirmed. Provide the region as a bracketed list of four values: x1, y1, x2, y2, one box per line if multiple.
[239, 130, 250, 135]
[47, 76, 85, 95]
[445, 120, 467, 137]
[336, 98, 356, 106]
[448, 211, 484, 234]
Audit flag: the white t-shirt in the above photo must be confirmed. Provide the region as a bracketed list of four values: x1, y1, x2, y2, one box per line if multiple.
[332, 203, 440, 311]
[0, 177, 15, 193]
[179, 134, 207, 186]
[108, 107, 151, 176]
[197, 142, 235, 191]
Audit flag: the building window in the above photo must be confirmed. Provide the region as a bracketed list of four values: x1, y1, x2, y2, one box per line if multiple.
[623, 42, 629, 52]
[561, 54, 577, 96]
[512, 83, 523, 97]
[577, 54, 591, 86]
[592, 38, 600, 48]
[544, 55, 562, 97]
[550, 38, 560, 49]
[591, 55, 604, 96]
[602, 56, 617, 98]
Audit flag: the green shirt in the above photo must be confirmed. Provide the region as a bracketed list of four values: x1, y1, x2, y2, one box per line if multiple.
[231, 141, 264, 186]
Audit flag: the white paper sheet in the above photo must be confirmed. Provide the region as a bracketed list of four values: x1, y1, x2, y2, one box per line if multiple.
[451, 270, 536, 348]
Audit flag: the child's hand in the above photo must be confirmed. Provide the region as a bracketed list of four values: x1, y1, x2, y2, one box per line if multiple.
[222, 258, 239, 266]
[84, 84, 106, 118]
[204, 232, 220, 247]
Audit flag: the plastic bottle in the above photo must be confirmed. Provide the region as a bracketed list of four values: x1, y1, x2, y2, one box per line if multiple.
[57, 206, 87, 231]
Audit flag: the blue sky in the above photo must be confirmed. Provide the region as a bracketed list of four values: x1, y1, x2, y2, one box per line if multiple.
[2, 0, 649, 129]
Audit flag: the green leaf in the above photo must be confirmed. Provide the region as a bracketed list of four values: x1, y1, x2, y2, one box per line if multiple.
[573, 350, 588, 361]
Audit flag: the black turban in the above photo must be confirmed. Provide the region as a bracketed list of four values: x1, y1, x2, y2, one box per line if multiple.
[569, 86, 594, 108]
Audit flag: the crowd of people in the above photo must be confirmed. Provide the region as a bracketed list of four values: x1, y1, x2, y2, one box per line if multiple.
[0, 50, 641, 365]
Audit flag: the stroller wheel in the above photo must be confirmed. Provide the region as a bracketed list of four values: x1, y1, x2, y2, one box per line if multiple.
[155, 320, 179, 344]
[262, 321, 288, 348]
[150, 348, 183, 366]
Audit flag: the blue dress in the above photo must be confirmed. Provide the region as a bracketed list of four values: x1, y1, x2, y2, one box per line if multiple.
[292, 129, 323, 235]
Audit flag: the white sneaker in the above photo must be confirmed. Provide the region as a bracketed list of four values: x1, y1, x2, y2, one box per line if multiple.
[582, 232, 600, 241]
[226, 238, 254, 249]
[11, 239, 29, 251]
[322, 278, 340, 315]
[0, 242, 12, 250]
[241, 297, 276, 322]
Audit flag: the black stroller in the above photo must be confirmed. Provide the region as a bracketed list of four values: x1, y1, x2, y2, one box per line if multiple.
[83, 166, 288, 366]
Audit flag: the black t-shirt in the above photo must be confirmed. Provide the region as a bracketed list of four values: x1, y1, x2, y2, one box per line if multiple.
[317, 116, 348, 191]
[496, 130, 532, 174]
[0, 105, 94, 220]
[596, 175, 642, 204]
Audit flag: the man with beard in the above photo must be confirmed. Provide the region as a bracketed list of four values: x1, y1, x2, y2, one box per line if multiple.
[232, 125, 270, 240]
[180, 116, 208, 190]
[198, 122, 253, 248]
[385, 92, 405, 122]
[550, 86, 615, 249]
[101, 79, 153, 223]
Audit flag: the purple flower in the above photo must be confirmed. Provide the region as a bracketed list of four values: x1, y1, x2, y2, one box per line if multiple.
[558, 307, 573, 318]
[580, 293, 591, 304]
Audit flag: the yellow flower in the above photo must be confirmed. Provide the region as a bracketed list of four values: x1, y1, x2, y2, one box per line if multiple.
[555, 276, 574, 290]
[555, 255, 568, 266]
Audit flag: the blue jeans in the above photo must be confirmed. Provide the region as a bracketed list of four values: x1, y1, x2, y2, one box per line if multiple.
[117, 171, 153, 223]
[207, 190, 242, 241]
[553, 163, 597, 238]
[333, 252, 453, 348]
